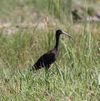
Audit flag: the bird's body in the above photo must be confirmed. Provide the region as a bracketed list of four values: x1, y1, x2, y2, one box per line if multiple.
[32, 29, 71, 70]
[33, 49, 57, 70]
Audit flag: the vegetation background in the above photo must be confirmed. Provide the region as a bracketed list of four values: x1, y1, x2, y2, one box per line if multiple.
[0, 0, 100, 101]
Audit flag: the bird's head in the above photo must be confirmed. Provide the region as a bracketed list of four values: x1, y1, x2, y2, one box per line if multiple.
[56, 29, 72, 39]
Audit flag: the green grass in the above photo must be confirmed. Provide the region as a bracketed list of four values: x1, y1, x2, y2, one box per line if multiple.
[0, 25, 100, 101]
[0, 0, 100, 101]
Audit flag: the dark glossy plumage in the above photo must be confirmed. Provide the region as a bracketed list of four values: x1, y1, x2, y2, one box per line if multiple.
[32, 29, 70, 70]
[33, 49, 57, 70]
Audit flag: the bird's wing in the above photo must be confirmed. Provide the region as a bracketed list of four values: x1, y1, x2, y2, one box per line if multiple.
[34, 50, 56, 68]
[45, 51, 56, 63]
[39, 51, 56, 63]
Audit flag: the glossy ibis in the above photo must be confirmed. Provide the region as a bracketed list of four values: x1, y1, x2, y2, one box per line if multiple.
[32, 29, 72, 70]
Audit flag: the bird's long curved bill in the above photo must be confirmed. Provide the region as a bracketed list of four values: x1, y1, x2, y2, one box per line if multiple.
[62, 31, 72, 39]
[62, 31, 74, 42]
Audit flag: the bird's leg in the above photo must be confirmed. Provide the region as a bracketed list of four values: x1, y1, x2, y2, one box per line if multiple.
[45, 67, 50, 93]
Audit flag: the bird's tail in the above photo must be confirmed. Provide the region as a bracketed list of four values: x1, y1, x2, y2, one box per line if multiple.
[32, 64, 41, 70]
[32, 64, 36, 71]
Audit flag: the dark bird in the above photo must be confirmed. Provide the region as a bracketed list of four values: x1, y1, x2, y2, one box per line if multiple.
[32, 29, 72, 70]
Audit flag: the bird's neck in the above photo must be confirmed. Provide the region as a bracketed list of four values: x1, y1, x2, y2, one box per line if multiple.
[54, 34, 60, 50]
